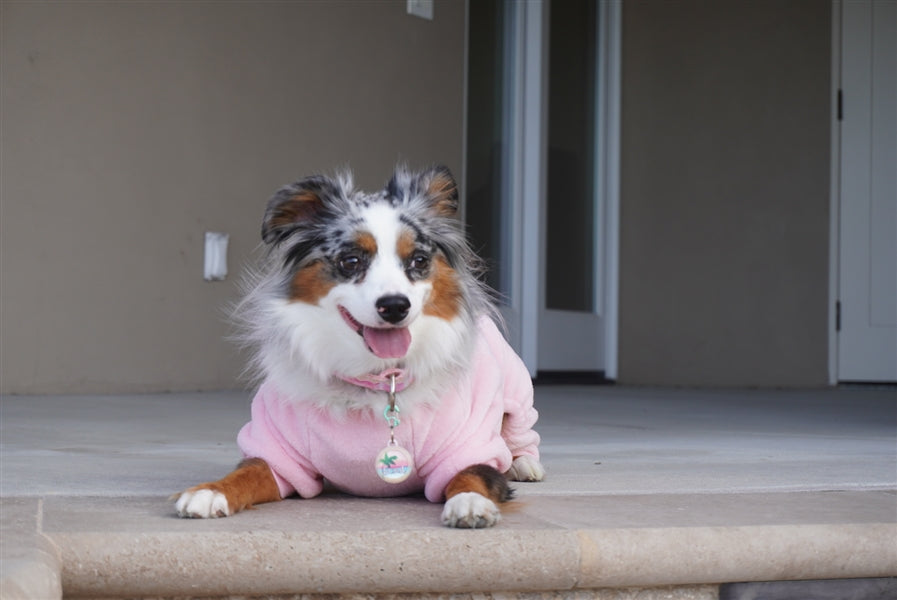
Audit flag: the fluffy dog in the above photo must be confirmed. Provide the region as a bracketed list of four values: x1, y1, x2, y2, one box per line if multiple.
[174, 165, 543, 528]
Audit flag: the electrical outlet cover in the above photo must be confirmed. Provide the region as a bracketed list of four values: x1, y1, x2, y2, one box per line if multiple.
[204, 232, 229, 281]
[407, 0, 433, 20]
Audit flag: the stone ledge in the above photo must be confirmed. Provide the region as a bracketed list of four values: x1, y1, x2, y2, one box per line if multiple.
[4, 490, 896, 598]
[26, 491, 893, 598]
[577, 523, 896, 588]
[52, 523, 895, 598]
[0, 499, 63, 600]
[0, 550, 62, 600]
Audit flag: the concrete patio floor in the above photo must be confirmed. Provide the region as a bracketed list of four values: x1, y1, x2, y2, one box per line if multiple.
[1, 385, 895, 598]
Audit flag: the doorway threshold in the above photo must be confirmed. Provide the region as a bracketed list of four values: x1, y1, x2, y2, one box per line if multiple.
[533, 370, 612, 385]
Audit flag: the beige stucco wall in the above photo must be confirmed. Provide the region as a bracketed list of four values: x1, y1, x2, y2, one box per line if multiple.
[0, 0, 466, 393]
[2, 0, 837, 392]
[618, 0, 832, 386]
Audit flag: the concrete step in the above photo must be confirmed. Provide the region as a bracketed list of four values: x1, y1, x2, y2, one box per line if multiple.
[2, 490, 894, 598]
[2, 386, 895, 597]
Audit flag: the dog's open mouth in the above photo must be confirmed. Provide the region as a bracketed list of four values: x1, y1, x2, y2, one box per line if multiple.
[339, 306, 411, 359]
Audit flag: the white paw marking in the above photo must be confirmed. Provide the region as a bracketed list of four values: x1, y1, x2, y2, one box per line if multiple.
[506, 455, 545, 482]
[175, 488, 231, 519]
[441, 492, 500, 528]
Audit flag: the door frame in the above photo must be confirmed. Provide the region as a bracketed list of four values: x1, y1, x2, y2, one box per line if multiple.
[500, 0, 621, 379]
[598, 0, 622, 381]
[829, 0, 897, 384]
[828, 0, 840, 385]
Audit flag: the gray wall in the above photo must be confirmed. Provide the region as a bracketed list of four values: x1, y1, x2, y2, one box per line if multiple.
[618, 0, 832, 386]
[0, 1, 465, 394]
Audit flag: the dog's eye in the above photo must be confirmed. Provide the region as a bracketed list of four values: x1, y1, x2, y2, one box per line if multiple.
[338, 254, 364, 276]
[409, 253, 430, 272]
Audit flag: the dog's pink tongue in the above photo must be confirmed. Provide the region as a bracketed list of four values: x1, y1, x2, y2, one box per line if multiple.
[363, 326, 412, 359]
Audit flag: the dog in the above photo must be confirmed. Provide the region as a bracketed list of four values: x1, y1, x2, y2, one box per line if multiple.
[174, 165, 543, 528]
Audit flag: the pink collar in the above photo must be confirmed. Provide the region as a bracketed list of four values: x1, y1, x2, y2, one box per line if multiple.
[338, 368, 414, 392]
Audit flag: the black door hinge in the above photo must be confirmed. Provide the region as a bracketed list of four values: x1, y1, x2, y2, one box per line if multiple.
[836, 301, 841, 331]
[838, 89, 843, 121]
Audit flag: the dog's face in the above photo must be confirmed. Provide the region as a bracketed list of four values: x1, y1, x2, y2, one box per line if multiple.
[250, 166, 486, 391]
[319, 199, 442, 359]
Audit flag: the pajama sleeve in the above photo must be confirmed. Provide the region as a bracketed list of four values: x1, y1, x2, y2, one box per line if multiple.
[479, 318, 541, 461]
[236, 383, 325, 500]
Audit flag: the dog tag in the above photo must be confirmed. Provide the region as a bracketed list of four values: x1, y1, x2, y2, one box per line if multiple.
[375, 443, 414, 483]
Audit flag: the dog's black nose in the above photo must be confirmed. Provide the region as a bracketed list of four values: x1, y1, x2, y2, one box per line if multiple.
[376, 295, 411, 324]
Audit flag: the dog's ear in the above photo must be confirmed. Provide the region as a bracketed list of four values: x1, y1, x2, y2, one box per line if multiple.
[261, 175, 341, 244]
[388, 165, 459, 218]
[419, 165, 459, 217]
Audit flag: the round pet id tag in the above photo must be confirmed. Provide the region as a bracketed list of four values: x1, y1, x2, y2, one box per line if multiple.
[375, 443, 414, 483]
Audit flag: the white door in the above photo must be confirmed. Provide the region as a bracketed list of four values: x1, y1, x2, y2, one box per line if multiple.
[465, 0, 620, 379]
[537, 0, 606, 372]
[838, 0, 897, 382]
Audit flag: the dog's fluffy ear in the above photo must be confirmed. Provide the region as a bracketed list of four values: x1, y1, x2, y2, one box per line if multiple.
[420, 165, 459, 217]
[388, 165, 459, 218]
[261, 175, 345, 244]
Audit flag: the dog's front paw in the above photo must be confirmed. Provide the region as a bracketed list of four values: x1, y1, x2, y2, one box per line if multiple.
[441, 492, 500, 528]
[174, 487, 231, 519]
[506, 455, 545, 482]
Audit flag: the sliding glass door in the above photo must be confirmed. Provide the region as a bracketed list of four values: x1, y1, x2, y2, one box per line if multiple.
[465, 0, 619, 379]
